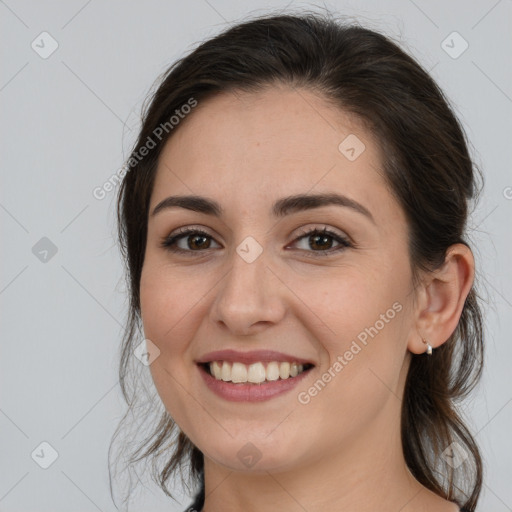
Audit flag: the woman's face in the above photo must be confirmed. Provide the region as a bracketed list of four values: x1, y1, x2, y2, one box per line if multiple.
[140, 86, 418, 473]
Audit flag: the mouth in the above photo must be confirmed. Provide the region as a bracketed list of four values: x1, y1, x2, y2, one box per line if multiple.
[195, 349, 316, 402]
[196, 352, 315, 402]
[199, 360, 315, 384]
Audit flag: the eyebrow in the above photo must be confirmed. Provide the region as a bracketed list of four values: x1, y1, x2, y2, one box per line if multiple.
[151, 192, 375, 224]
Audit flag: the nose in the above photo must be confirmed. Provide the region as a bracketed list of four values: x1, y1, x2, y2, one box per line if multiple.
[209, 246, 287, 336]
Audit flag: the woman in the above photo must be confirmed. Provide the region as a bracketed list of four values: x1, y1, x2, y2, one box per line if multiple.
[111, 11, 484, 512]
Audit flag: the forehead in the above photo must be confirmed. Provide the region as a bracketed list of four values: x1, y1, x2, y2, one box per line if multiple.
[152, 86, 395, 223]
[159, 86, 373, 167]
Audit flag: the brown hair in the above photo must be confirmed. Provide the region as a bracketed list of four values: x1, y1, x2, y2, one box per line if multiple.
[110, 10, 485, 511]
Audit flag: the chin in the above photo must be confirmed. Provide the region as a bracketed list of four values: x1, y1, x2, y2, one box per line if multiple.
[199, 430, 306, 473]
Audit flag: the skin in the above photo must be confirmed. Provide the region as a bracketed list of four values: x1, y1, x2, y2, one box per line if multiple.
[140, 85, 474, 512]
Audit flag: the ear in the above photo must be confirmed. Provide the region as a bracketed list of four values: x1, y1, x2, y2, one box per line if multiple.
[408, 243, 475, 355]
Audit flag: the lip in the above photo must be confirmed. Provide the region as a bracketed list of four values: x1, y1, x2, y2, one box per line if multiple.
[197, 363, 313, 402]
[195, 349, 315, 366]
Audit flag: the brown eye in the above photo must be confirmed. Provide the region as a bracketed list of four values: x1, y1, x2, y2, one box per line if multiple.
[290, 227, 351, 256]
[160, 226, 351, 257]
[161, 228, 220, 254]
[187, 234, 211, 250]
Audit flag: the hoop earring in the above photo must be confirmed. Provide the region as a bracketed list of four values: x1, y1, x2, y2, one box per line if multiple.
[421, 337, 433, 355]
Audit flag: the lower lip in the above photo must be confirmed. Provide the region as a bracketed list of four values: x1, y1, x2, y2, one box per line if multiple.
[198, 364, 313, 402]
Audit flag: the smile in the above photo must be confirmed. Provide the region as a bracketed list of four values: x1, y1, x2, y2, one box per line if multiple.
[205, 360, 313, 383]
[197, 361, 314, 402]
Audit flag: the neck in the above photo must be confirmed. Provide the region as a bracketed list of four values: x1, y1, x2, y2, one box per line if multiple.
[201, 402, 431, 512]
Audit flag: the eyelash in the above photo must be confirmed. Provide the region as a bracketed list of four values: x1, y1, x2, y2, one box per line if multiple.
[160, 226, 352, 257]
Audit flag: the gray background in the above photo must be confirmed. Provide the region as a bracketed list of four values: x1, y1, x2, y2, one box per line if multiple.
[1, 0, 511, 511]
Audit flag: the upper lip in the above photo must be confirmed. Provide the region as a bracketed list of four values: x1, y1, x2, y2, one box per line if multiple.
[195, 349, 315, 366]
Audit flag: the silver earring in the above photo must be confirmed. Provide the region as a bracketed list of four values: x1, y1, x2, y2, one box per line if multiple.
[421, 338, 433, 355]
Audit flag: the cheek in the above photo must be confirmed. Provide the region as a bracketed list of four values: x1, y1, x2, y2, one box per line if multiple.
[140, 262, 203, 348]
[301, 265, 405, 345]
[295, 283, 407, 438]
[139, 265, 205, 426]
[303, 264, 410, 395]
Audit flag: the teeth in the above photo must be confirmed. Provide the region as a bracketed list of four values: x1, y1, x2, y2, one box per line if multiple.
[231, 362, 247, 383]
[221, 361, 231, 381]
[279, 362, 290, 380]
[266, 362, 280, 381]
[247, 362, 266, 383]
[208, 361, 307, 383]
[212, 361, 222, 379]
